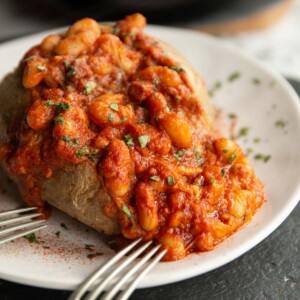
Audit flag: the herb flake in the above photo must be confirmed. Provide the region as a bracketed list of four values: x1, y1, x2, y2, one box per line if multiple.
[36, 65, 46, 72]
[153, 78, 160, 88]
[174, 150, 185, 160]
[275, 120, 287, 128]
[54, 116, 64, 124]
[221, 169, 226, 176]
[193, 148, 202, 160]
[252, 78, 261, 85]
[227, 152, 237, 163]
[109, 103, 119, 111]
[149, 175, 160, 182]
[108, 114, 114, 122]
[254, 153, 272, 163]
[167, 176, 174, 186]
[83, 82, 96, 95]
[239, 127, 250, 137]
[121, 204, 133, 220]
[138, 135, 149, 148]
[228, 71, 241, 82]
[24, 233, 39, 244]
[123, 134, 134, 147]
[168, 65, 184, 72]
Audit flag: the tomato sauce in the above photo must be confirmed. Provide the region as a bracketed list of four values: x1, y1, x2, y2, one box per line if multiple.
[1, 14, 265, 261]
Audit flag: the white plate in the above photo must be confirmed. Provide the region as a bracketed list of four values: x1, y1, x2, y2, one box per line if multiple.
[0, 25, 300, 290]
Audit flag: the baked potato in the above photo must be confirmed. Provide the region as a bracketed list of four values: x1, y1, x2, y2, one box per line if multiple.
[0, 14, 265, 261]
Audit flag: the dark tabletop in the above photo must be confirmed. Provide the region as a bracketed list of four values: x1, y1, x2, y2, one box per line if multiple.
[0, 79, 299, 300]
[0, 1, 299, 297]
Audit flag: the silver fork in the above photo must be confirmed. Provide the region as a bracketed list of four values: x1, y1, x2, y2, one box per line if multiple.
[69, 238, 167, 300]
[0, 207, 47, 245]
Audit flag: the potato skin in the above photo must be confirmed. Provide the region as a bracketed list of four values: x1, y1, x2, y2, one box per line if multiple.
[0, 25, 214, 237]
[0, 71, 31, 143]
[42, 162, 119, 235]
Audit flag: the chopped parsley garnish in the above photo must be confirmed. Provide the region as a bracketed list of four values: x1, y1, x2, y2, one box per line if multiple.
[193, 148, 202, 160]
[58, 101, 70, 112]
[121, 204, 133, 220]
[245, 148, 253, 156]
[61, 136, 79, 147]
[223, 148, 228, 153]
[65, 63, 77, 80]
[153, 114, 159, 122]
[253, 137, 261, 143]
[45, 100, 56, 107]
[228, 113, 237, 119]
[221, 168, 226, 176]
[270, 79, 277, 87]
[60, 223, 68, 230]
[264, 155, 272, 162]
[138, 135, 149, 148]
[76, 146, 89, 157]
[168, 65, 184, 72]
[174, 97, 180, 103]
[76, 146, 99, 162]
[149, 175, 160, 182]
[254, 153, 272, 163]
[55, 231, 60, 238]
[24, 233, 39, 243]
[227, 152, 237, 163]
[111, 26, 120, 35]
[209, 81, 222, 96]
[83, 82, 96, 95]
[275, 119, 287, 128]
[252, 78, 261, 85]
[54, 116, 64, 124]
[108, 114, 114, 122]
[239, 127, 250, 137]
[109, 103, 119, 111]
[36, 64, 46, 72]
[167, 176, 174, 186]
[44, 101, 70, 112]
[23, 55, 38, 62]
[122, 31, 134, 38]
[123, 134, 134, 147]
[209, 178, 214, 184]
[174, 150, 185, 160]
[62, 136, 70, 143]
[153, 78, 160, 88]
[228, 71, 241, 82]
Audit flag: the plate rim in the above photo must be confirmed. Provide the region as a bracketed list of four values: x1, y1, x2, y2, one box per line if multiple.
[0, 23, 300, 290]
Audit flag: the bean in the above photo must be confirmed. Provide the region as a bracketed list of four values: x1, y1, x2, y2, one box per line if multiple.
[159, 113, 192, 148]
[101, 139, 133, 197]
[159, 232, 186, 261]
[23, 58, 46, 88]
[135, 182, 158, 231]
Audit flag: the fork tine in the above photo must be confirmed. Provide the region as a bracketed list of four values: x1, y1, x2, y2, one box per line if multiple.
[0, 207, 37, 218]
[0, 213, 42, 226]
[117, 249, 167, 300]
[0, 219, 46, 235]
[68, 238, 142, 300]
[102, 245, 161, 300]
[0, 224, 47, 245]
[86, 240, 153, 300]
